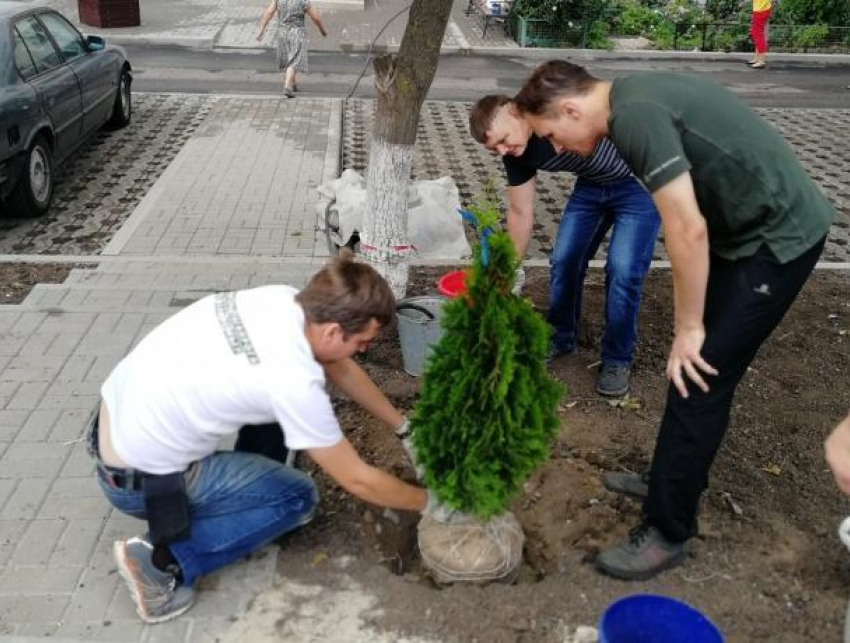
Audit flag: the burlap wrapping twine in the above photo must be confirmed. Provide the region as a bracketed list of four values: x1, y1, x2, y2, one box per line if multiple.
[418, 511, 524, 584]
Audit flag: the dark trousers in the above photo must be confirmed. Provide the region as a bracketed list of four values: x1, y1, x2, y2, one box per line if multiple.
[235, 423, 289, 464]
[644, 237, 825, 542]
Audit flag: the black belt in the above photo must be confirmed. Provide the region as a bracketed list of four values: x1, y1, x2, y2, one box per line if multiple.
[88, 411, 152, 492]
[98, 465, 146, 491]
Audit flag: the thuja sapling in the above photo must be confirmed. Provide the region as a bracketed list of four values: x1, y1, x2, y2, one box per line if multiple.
[410, 192, 563, 519]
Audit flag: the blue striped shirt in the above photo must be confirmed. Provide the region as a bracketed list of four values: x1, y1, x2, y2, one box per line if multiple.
[503, 135, 633, 186]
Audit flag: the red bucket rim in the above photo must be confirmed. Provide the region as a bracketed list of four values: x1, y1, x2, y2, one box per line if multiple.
[437, 270, 466, 298]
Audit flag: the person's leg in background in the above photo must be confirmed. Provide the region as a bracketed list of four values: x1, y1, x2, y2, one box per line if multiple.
[284, 66, 296, 97]
[548, 178, 611, 360]
[597, 238, 825, 580]
[749, 9, 771, 67]
[595, 178, 660, 396]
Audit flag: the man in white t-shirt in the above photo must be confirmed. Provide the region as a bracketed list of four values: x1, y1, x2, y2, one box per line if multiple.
[92, 254, 440, 623]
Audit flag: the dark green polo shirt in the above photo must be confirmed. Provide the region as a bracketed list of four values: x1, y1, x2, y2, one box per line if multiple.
[608, 72, 834, 263]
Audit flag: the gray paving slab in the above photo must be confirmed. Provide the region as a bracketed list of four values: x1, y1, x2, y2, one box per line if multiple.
[0, 94, 215, 257]
[343, 99, 850, 263]
[0, 90, 347, 640]
[103, 97, 336, 261]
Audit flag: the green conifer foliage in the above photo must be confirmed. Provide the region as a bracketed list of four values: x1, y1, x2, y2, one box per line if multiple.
[410, 194, 563, 519]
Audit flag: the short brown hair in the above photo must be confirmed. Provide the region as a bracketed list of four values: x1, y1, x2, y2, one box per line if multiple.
[469, 94, 512, 144]
[514, 61, 599, 116]
[296, 250, 395, 336]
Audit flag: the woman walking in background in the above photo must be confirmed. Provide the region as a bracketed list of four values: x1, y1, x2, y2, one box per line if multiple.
[258, 0, 328, 98]
[749, 0, 772, 69]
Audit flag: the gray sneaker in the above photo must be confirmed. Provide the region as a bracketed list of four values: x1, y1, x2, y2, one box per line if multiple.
[114, 537, 195, 623]
[596, 363, 630, 397]
[602, 471, 649, 501]
[595, 523, 687, 581]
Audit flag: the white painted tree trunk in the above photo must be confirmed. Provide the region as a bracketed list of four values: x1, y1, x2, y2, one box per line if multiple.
[361, 137, 415, 299]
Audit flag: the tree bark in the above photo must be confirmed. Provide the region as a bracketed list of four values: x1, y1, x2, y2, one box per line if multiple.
[361, 0, 453, 298]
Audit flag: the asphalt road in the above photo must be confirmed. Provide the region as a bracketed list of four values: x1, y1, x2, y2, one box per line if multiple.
[124, 46, 850, 108]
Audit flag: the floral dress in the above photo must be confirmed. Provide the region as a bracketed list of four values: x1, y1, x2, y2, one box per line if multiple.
[276, 0, 310, 73]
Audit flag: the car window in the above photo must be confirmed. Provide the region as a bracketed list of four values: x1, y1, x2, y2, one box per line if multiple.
[13, 28, 38, 80]
[39, 12, 87, 62]
[13, 16, 62, 74]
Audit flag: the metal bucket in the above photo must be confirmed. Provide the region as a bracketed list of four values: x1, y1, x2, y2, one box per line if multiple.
[396, 295, 448, 377]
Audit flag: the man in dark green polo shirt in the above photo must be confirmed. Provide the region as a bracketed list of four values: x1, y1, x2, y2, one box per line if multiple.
[514, 62, 834, 580]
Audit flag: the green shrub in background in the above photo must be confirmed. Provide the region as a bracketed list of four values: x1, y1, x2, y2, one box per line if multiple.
[791, 24, 831, 49]
[584, 20, 613, 49]
[511, 0, 605, 22]
[511, 0, 848, 52]
[774, 0, 850, 27]
[615, 0, 664, 36]
[711, 22, 751, 52]
[410, 193, 563, 520]
[511, 0, 613, 48]
[704, 0, 740, 21]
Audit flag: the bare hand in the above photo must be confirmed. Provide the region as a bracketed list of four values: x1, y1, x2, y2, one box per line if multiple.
[666, 326, 718, 398]
[826, 413, 850, 495]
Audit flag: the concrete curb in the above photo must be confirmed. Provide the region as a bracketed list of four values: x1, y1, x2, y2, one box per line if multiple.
[310, 43, 850, 65]
[124, 36, 850, 66]
[100, 146, 182, 255]
[409, 259, 850, 270]
[0, 254, 323, 265]
[2, 254, 850, 271]
[324, 99, 344, 186]
[104, 34, 215, 49]
[467, 46, 850, 65]
[315, 98, 344, 257]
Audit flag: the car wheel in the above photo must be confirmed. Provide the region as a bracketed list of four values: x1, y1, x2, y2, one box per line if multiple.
[6, 135, 53, 218]
[107, 68, 132, 128]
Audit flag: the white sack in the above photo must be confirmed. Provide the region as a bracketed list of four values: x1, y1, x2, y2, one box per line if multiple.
[317, 170, 471, 261]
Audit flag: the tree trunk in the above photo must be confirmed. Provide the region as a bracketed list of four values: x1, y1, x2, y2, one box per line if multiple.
[361, 0, 453, 298]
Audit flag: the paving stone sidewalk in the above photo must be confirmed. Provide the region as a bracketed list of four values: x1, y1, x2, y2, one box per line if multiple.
[0, 97, 340, 642]
[344, 100, 850, 263]
[24, 0, 512, 51]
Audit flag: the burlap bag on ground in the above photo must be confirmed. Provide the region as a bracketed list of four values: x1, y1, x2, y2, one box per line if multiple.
[418, 511, 524, 584]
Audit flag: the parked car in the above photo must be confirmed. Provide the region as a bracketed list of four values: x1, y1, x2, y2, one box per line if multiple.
[0, 2, 131, 217]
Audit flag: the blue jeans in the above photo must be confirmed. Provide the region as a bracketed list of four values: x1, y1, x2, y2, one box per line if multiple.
[98, 451, 318, 586]
[549, 176, 660, 366]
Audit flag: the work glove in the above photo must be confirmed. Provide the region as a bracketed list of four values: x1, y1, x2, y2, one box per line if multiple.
[511, 267, 526, 296]
[422, 489, 464, 524]
[395, 417, 424, 480]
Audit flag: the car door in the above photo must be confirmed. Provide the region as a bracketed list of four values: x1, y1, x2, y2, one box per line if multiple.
[13, 14, 83, 161]
[39, 11, 114, 133]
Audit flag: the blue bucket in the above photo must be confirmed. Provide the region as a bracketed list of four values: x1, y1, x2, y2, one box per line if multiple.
[599, 594, 723, 643]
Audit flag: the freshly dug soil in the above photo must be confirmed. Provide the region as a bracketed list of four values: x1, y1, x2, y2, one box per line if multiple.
[281, 266, 850, 642]
[0, 263, 75, 304]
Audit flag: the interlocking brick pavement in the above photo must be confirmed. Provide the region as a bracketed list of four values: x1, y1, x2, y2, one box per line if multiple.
[0, 94, 215, 256]
[343, 99, 850, 262]
[0, 96, 338, 641]
[104, 97, 334, 260]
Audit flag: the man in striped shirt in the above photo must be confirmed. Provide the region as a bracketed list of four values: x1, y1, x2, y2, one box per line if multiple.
[470, 95, 660, 397]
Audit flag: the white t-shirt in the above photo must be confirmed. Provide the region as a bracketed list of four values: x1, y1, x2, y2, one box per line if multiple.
[101, 286, 343, 474]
